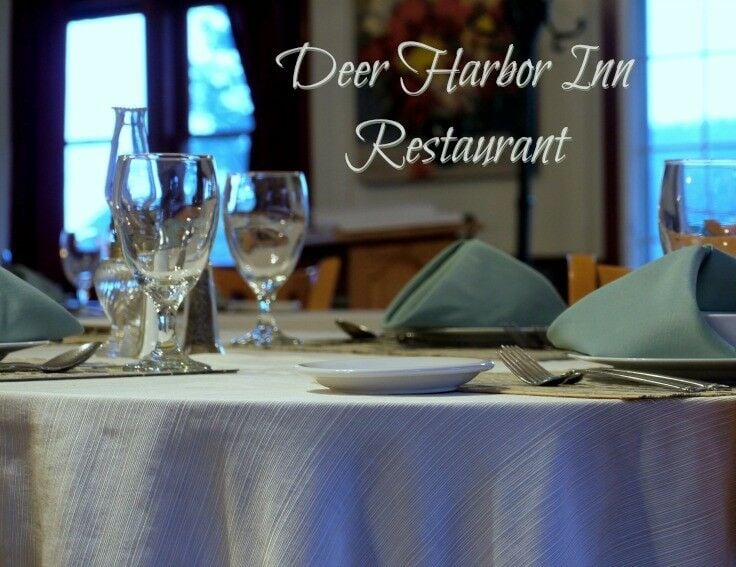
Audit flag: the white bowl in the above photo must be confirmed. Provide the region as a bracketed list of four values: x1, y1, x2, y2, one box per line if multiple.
[704, 313, 736, 345]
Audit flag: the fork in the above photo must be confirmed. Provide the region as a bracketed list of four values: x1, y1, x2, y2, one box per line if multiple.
[499, 345, 731, 393]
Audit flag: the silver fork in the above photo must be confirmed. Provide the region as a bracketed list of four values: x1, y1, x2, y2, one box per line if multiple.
[499, 345, 731, 392]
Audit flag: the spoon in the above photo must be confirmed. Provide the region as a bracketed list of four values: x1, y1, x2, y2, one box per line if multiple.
[335, 319, 380, 340]
[0, 342, 103, 373]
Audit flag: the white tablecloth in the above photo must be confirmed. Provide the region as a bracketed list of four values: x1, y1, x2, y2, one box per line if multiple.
[1, 311, 735, 566]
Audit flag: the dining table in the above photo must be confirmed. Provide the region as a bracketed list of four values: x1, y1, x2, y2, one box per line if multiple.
[0, 309, 735, 566]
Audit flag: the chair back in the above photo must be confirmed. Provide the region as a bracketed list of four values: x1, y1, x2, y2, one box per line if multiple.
[213, 256, 342, 310]
[567, 254, 630, 305]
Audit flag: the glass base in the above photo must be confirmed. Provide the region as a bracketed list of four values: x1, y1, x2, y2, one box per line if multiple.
[99, 327, 142, 359]
[232, 320, 301, 347]
[124, 347, 211, 373]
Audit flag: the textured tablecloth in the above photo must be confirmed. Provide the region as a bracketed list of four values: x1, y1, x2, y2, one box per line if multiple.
[1, 311, 735, 566]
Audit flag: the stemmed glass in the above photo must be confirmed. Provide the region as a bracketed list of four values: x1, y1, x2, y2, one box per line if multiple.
[59, 228, 103, 310]
[111, 153, 219, 372]
[223, 171, 309, 346]
[659, 159, 736, 254]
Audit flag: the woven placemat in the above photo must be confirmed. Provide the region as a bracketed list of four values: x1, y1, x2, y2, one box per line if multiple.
[73, 325, 564, 360]
[461, 373, 736, 400]
[229, 339, 566, 361]
[0, 363, 238, 383]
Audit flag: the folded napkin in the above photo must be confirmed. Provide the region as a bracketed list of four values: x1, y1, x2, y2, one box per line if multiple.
[7, 264, 66, 303]
[383, 239, 566, 329]
[0, 266, 83, 341]
[547, 245, 736, 358]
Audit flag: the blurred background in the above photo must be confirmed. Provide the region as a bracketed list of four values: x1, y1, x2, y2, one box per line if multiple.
[0, 0, 734, 306]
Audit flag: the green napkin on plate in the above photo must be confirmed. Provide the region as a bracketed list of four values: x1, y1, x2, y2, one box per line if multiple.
[0, 266, 83, 342]
[383, 239, 566, 329]
[547, 245, 736, 358]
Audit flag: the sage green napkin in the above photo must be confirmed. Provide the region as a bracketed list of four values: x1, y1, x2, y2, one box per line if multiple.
[7, 264, 66, 303]
[0, 266, 83, 341]
[547, 245, 736, 358]
[383, 239, 566, 329]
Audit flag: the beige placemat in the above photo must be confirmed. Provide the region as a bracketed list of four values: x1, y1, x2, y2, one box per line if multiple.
[461, 373, 736, 400]
[229, 339, 566, 361]
[0, 363, 238, 383]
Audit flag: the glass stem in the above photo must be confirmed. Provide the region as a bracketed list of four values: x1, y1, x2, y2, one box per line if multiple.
[156, 306, 180, 352]
[76, 287, 90, 307]
[257, 291, 278, 328]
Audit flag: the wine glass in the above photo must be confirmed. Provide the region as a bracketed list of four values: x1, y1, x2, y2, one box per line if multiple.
[659, 159, 736, 255]
[59, 228, 103, 310]
[223, 171, 309, 346]
[111, 153, 219, 372]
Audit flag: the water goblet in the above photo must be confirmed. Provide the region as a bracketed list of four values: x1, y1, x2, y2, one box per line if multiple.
[112, 153, 219, 372]
[59, 228, 103, 310]
[660, 159, 736, 255]
[223, 171, 309, 346]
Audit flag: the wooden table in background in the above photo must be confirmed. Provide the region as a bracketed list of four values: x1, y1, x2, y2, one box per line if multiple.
[303, 221, 476, 309]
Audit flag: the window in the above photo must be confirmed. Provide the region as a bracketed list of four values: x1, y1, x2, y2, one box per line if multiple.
[643, 0, 736, 260]
[186, 5, 254, 265]
[64, 13, 147, 234]
[63, 4, 254, 265]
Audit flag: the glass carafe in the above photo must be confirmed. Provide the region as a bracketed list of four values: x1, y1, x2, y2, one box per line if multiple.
[104, 108, 149, 207]
[94, 237, 145, 357]
[95, 107, 156, 358]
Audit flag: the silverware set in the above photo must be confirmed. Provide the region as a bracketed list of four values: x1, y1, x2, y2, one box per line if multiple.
[0, 342, 102, 374]
[334, 320, 734, 393]
[2, 335, 732, 393]
[499, 345, 732, 393]
[335, 319, 380, 340]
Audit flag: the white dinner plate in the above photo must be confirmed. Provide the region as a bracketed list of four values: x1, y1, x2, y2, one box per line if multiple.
[0, 341, 51, 359]
[297, 356, 494, 394]
[569, 353, 736, 381]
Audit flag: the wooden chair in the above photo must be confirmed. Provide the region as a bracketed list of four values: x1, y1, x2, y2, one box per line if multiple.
[567, 254, 631, 305]
[213, 256, 342, 310]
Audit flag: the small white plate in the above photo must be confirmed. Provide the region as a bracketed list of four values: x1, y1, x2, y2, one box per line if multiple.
[297, 356, 494, 394]
[0, 341, 51, 359]
[569, 353, 736, 381]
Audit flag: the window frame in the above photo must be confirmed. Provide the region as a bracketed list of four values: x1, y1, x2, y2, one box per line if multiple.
[65, 0, 245, 159]
[615, 0, 650, 267]
[184, 4, 255, 168]
[62, 1, 255, 249]
[10, 0, 309, 278]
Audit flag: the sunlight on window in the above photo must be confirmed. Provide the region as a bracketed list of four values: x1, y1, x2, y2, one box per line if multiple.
[65, 14, 147, 141]
[187, 5, 254, 136]
[187, 4, 255, 266]
[647, 57, 704, 130]
[645, 0, 736, 260]
[62, 6, 252, 266]
[646, 0, 703, 57]
[64, 14, 147, 233]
